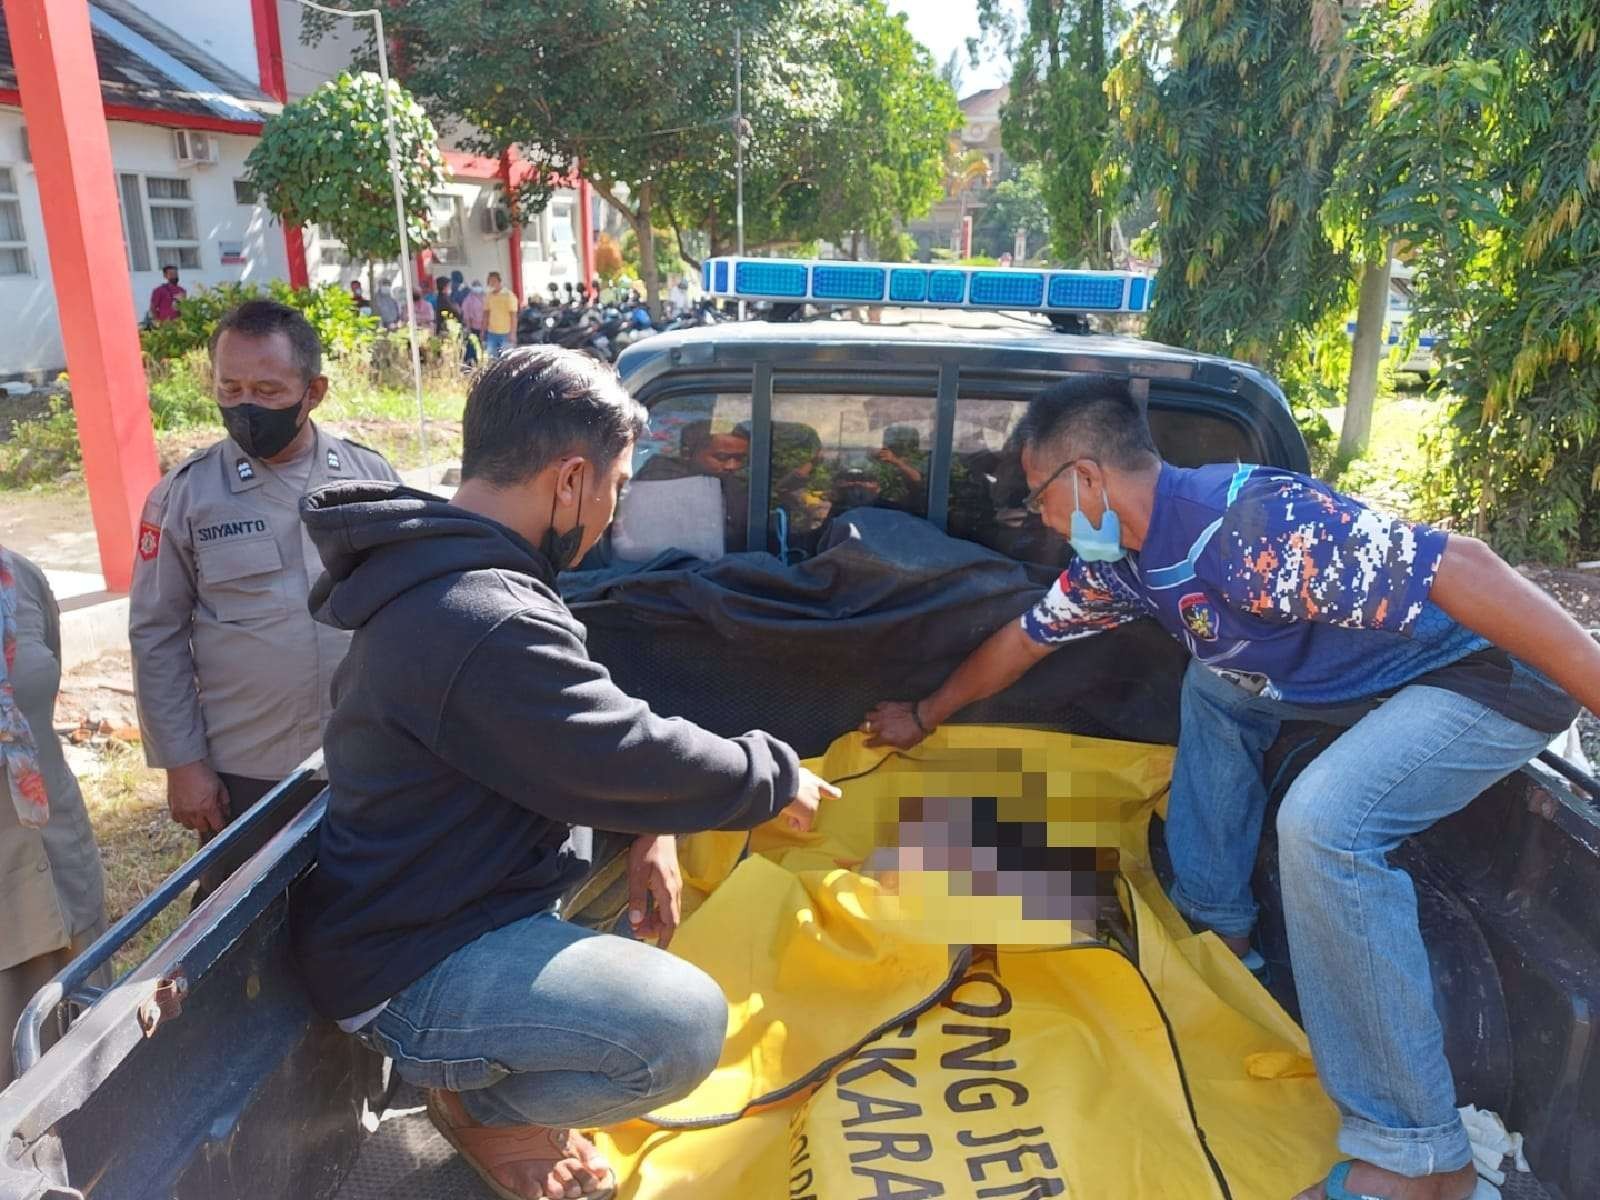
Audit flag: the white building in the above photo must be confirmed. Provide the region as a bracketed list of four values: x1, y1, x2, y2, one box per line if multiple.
[0, 0, 590, 381]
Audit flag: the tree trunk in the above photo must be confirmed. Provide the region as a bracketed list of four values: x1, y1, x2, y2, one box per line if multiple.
[1338, 246, 1394, 463]
[635, 182, 661, 322]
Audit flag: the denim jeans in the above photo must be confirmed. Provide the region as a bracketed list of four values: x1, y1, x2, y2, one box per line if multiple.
[356, 833, 727, 1129]
[1165, 658, 1557, 1177]
[358, 911, 727, 1128]
[484, 331, 510, 358]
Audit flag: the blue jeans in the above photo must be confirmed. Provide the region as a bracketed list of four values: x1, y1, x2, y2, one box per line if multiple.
[356, 910, 727, 1128]
[485, 331, 510, 358]
[1165, 658, 1556, 1177]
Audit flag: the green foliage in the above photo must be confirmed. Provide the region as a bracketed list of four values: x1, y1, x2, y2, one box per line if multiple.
[1104, 0, 1355, 370]
[658, 0, 961, 255]
[622, 229, 687, 285]
[0, 395, 81, 487]
[146, 351, 217, 431]
[1395, 1, 1600, 562]
[978, 0, 1125, 264]
[138, 282, 377, 365]
[875, 230, 919, 262]
[243, 72, 446, 265]
[974, 163, 1052, 259]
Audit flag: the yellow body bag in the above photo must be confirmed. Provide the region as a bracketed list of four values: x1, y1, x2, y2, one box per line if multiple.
[595, 727, 1341, 1198]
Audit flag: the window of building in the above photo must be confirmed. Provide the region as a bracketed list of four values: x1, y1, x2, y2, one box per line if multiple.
[233, 179, 260, 205]
[146, 176, 200, 269]
[768, 392, 936, 560]
[430, 192, 465, 250]
[609, 393, 755, 562]
[0, 167, 30, 276]
[116, 173, 152, 273]
[315, 223, 350, 267]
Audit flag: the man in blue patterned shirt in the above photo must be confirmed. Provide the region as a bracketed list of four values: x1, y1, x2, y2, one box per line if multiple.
[864, 376, 1587, 1200]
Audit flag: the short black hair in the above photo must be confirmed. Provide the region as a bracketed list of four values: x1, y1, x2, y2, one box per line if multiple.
[1016, 375, 1158, 471]
[210, 299, 322, 382]
[461, 347, 647, 487]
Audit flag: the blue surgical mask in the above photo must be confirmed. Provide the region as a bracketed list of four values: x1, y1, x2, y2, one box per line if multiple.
[1070, 473, 1125, 563]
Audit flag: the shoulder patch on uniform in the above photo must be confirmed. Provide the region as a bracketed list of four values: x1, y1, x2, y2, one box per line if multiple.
[326, 446, 342, 470]
[236, 458, 255, 482]
[137, 521, 161, 561]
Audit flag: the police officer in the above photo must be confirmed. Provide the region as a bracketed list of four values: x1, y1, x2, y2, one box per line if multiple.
[130, 300, 400, 872]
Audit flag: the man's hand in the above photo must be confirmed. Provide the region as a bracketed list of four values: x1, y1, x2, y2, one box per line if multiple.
[166, 761, 229, 834]
[860, 700, 928, 750]
[778, 767, 842, 834]
[627, 835, 682, 949]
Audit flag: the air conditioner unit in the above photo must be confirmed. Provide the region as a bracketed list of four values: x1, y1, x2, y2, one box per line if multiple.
[173, 129, 220, 167]
[480, 202, 513, 238]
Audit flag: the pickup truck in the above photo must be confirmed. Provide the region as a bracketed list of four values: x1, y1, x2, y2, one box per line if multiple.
[2, 313, 1595, 1200]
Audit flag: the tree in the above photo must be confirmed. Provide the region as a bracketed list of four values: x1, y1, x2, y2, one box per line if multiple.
[305, 0, 791, 316]
[593, 234, 624, 284]
[975, 162, 1052, 259]
[242, 71, 446, 295]
[1353, 0, 1600, 561]
[656, 0, 961, 260]
[977, 0, 1127, 264]
[1103, 0, 1355, 371]
[943, 143, 993, 255]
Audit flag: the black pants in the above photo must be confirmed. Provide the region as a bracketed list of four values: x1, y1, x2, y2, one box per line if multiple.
[191, 773, 294, 906]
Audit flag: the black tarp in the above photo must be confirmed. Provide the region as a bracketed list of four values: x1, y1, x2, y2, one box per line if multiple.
[564, 509, 1187, 758]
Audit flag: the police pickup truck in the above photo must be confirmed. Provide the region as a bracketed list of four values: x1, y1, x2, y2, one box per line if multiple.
[1, 261, 1593, 1200]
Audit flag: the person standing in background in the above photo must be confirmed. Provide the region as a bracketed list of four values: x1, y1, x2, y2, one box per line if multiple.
[411, 289, 435, 332]
[460, 280, 487, 368]
[148, 265, 186, 323]
[432, 276, 459, 339]
[372, 279, 401, 331]
[130, 301, 401, 899]
[483, 271, 517, 357]
[0, 548, 109, 1091]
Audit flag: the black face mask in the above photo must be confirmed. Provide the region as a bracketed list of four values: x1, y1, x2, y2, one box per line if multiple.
[541, 465, 587, 573]
[219, 391, 308, 460]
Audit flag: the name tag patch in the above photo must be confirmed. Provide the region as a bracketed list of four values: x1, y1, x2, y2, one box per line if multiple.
[195, 518, 270, 544]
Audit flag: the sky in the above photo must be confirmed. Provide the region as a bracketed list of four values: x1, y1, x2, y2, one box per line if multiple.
[886, 0, 1014, 95]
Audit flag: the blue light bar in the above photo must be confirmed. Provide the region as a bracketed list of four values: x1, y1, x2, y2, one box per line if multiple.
[701, 256, 1154, 314]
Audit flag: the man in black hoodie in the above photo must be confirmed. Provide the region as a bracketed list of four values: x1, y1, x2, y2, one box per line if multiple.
[292, 347, 837, 1200]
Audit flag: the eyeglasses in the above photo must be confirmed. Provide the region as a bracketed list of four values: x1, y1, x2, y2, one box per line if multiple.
[1022, 458, 1084, 514]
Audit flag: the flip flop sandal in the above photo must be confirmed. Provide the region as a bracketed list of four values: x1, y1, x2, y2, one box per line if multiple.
[426, 1089, 618, 1200]
[1323, 1161, 1386, 1200]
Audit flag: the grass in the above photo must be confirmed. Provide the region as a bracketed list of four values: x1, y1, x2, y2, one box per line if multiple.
[2, 344, 470, 494]
[81, 742, 196, 978]
[1328, 378, 1457, 525]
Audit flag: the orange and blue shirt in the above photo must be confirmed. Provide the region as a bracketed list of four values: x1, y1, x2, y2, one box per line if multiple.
[1022, 463, 1570, 728]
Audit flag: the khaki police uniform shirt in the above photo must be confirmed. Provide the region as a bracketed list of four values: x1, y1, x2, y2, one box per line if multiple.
[129, 424, 401, 781]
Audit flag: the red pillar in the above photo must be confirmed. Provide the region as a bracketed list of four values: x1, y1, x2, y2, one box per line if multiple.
[4, 0, 158, 592]
[500, 151, 522, 301]
[248, 0, 308, 287]
[577, 176, 596, 287]
[284, 226, 309, 288]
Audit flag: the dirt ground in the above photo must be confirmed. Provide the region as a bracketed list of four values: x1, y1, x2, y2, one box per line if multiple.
[0, 489, 100, 575]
